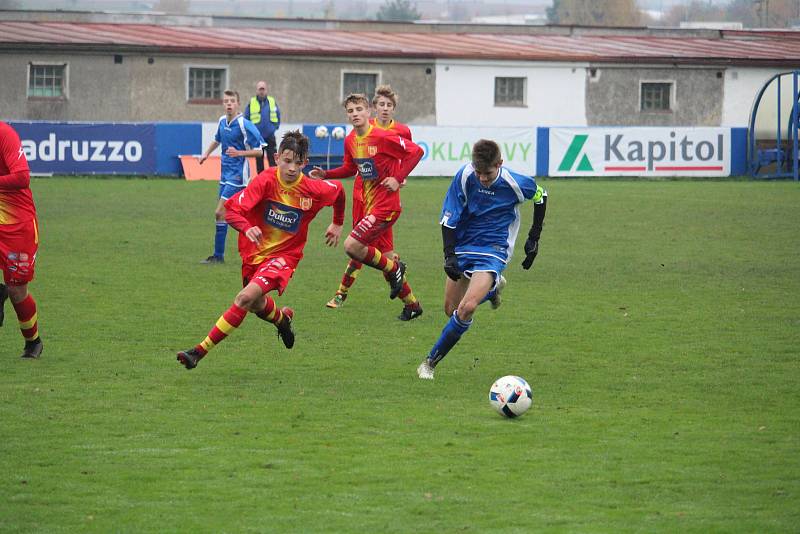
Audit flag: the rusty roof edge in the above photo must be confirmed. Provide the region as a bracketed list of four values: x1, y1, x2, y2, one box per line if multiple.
[2, 41, 798, 66]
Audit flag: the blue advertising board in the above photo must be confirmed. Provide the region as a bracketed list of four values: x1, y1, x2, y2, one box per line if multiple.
[10, 121, 157, 175]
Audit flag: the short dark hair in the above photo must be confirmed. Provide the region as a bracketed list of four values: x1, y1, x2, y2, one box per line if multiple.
[472, 139, 502, 170]
[223, 89, 240, 102]
[279, 130, 309, 161]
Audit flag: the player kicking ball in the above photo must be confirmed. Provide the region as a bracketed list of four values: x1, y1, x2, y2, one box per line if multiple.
[177, 131, 345, 369]
[417, 139, 547, 380]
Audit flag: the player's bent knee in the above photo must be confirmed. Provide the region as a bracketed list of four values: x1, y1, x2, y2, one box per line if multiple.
[343, 237, 364, 258]
[233, 291, 259, 310]
[6, 284, 29, 303]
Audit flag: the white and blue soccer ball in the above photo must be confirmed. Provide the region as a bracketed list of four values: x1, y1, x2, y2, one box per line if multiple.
[331, 126, 346, 140]
[489, 375, 533, 418]
[314, 124, 329, 138]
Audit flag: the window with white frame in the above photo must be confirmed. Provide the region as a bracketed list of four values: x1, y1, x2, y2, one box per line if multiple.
[494, 77, 526, 107]
[641, 82, 673, 111]
[342, 72, 378, 98]
[28, 63, 67, 98]
[187, 67, 227, 101]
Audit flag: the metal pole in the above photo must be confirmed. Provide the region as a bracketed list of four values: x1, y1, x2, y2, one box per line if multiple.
[777, 75, 783, 171]
[794, 71, 799, 180]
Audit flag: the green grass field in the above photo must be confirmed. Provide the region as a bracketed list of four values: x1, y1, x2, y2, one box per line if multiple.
[1, 177, 798, 532]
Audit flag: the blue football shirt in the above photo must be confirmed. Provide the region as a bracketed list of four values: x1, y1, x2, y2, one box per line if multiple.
[214, 114, 265, 187]
[440, 163, 545, 263]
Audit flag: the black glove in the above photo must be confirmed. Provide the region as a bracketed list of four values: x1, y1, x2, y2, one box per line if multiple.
[444, 254, 462, 281]
[521, 238, 539, 270]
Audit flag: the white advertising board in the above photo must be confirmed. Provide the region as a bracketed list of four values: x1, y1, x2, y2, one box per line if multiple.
[409, 126, 536, 177]
[549, 127, 730, 177]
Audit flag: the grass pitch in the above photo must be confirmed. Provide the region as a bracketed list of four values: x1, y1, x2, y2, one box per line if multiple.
[1, 177, 798, 532]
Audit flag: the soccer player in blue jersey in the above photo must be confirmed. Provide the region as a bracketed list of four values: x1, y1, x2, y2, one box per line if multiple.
[417, 139, 547, 380]
[198, 89, 265, 264]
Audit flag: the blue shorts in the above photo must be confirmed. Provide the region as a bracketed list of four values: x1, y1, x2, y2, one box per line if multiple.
[219, 182, 245, 200]
[457, 253, 505, 289]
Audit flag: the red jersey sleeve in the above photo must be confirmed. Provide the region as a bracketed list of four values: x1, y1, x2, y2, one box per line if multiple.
[225, 173, 270, 232]
[380, 135, 423, 184]
[0, 122, 31, 191]
[394, 122, 413, 141]
[323, 136, 358, 180]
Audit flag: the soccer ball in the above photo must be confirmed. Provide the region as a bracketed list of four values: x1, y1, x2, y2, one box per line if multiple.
[331, 126, 346, 140]
[314, 125, 329, 138]
[489, 375, 533, 418]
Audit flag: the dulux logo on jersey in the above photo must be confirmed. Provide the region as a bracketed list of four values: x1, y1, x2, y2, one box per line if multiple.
[264, 201, 302, 234]
[354, 158, 377, 180]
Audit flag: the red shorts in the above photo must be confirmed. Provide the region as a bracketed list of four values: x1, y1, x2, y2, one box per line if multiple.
[241, 256, 296, 295]
[350, 210, 397, 253]
[1, 219, 39, 286]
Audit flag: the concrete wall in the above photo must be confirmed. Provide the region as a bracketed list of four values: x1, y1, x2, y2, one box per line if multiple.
[0, 51, 436, 125]
[435, 60, 587, 127]
[585, 66, 724, 127]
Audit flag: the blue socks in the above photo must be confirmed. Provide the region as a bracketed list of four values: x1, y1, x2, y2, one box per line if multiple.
[214, 222, 227, 259]
[428, 311, 473, 366]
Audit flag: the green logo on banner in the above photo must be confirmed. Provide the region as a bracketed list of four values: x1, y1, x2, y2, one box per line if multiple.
[558, 135, 594, 172]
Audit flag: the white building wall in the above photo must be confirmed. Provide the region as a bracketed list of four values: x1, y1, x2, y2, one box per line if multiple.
[435, 60, 587, 127]
[722, 67, 795, 131]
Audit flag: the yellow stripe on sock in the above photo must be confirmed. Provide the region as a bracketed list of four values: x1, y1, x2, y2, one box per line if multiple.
[200, 337, 216, 352]
[215, 317, 236, 335]
[19, 313, 37, 330]
[24, 332, 39, 341]
[402, 293, 417, 306]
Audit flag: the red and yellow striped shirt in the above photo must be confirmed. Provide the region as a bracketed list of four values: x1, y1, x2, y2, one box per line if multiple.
[225, 167, 345, 267]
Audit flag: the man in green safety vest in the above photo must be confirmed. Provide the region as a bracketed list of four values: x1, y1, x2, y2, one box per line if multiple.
[244, 80, 281, 172]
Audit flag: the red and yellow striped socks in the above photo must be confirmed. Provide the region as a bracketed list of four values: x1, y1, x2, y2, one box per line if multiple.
[13, 294, 39, 342]
[362, 246, 398, 274]
[255, 295, 285, 324]
[196, 303, 247, 356]
[337, 259, 363, 295]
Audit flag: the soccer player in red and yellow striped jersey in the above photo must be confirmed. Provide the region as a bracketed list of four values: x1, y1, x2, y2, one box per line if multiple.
[0, 121, 43, 359]
[311, 92, 424, 318]
[324, 85, 423, 321]
[177, 131, 345, 370]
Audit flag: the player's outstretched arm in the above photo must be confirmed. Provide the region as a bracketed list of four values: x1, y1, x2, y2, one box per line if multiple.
[199, 140, 220, 164]
[225, 147, 262, 158]
[522, 189, 547, 270]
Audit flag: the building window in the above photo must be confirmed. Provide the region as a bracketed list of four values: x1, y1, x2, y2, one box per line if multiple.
[342, 72, 378, 98]
[187, 67, 227, 102]
[28, 64, 66, 98]
[495, 77, 526, 107]
[641, 82, 672, 111]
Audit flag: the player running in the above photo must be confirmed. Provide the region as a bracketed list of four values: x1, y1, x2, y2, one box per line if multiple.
[198, 89, 265, 264]
[417, 139, 547, 380]
[311, 93, 424, 317]
[0, 121, 43, 359]
[324, 85, 422, 321]
[177, 131, 345, 370]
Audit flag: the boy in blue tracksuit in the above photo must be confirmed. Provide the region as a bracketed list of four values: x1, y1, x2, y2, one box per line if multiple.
[417, 139, 548, 380]
[198, 90, 265, 264]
